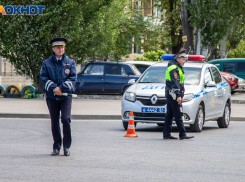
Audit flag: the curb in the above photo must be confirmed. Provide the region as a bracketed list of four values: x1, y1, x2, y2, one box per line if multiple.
[231, 100, 245, 104]
[0, 113, 121, 120]
[0, 113, 244, 121]
[2, 94, 245, 103]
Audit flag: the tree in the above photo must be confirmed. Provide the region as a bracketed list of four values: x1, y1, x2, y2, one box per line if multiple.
[0, 0, 156, 93]
[0, 0, 114, 93]
[181, 0, 194, 54]
[187, 0, 245, 59]
[134, 49, 167, 61]
[227, 40, 245, 58]
[158, 0, 183, 54]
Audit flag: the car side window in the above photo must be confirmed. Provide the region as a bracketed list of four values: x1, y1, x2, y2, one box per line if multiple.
[237, 62, 245, 72]
[211, 67, 222, 84]
[204, 68, 213, 84]
[83, 65, 104, 75]
[106, 65, 127, 75]
[223, 62, 236, 72]
[134, 64, 150, 74]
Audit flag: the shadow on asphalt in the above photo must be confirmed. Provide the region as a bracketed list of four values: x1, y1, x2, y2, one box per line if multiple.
[114, 125, 220, 133]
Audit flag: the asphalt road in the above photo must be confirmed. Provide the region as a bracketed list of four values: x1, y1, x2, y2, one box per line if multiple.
[1, 118, 245, 182]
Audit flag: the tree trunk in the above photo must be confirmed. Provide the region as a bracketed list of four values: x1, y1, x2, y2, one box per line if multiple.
[196, 29, 201, 55]
[34, 74, 43, 94]
[181, 0, 194, 54]
[201, 46, 208, 57]
[219, 36, 228, 58]
[169, 0, 175, 53]
[219, 20, 236, 58]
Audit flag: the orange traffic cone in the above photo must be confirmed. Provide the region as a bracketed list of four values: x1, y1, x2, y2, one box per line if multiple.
[124, 111, 138, 137]
[229, 122, 231, 125]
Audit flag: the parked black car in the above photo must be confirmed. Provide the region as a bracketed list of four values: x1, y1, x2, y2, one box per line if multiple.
[75, 62, 141, 94]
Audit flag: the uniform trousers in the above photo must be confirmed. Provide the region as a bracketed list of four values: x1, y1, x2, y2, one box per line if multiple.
[163, 92, 186, 138]
[46, 97, 72, 150]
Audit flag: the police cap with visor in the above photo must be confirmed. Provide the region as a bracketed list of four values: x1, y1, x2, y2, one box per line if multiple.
[174, 49, 186, 59]
[49, 37, 68, 47]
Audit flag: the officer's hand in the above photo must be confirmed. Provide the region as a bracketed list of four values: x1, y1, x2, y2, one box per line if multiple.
[177, 97, 182, 104]
[53, 87, 63, 96]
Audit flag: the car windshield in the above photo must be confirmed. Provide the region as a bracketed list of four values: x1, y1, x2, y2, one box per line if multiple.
[139, 66, 201, 85]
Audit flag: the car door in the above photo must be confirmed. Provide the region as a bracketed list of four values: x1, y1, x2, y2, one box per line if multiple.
[76, 64, 104, 93]
[203, 67, 216, 118]
[210, 67, 224, 116]
[104, 64, 128, 93]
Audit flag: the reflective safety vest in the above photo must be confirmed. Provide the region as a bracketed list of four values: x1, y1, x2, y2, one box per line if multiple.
[165, 65, 184, 83]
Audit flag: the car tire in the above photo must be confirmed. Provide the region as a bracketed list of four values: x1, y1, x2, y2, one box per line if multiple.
[122, 121, 137, 130]
[190, 105, 204, 132]
[157, 123, 164, 126]
[217, 103, 230, 128]
[231, 91, 236, 94]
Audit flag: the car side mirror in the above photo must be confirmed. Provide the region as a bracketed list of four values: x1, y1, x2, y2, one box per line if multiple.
[128, 79, 136, 85]
[206, 80, 216, 87]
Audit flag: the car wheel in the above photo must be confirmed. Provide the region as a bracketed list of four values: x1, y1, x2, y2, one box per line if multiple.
[122, 121, 137, 130]
[217, 103, 230, 128]
[157, 123, 164, 126]
[190, 105, 204, 132]
[231, 91, 236, 94]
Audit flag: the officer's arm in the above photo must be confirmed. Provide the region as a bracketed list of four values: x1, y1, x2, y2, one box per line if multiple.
[169, 69, 182, 98]
[59, 61, 77, 93]
[40, 61, 58, 93]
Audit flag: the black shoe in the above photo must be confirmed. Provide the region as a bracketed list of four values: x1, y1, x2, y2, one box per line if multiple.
[179, 135, 194, 140]
[64, 148, 70, 156]
[51, 149, 60, 156]
[164, 135, 178, 139]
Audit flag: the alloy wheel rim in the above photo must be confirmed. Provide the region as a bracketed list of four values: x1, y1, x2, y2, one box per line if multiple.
[225, 106, 230, 125]
[198, 109, 204, 130]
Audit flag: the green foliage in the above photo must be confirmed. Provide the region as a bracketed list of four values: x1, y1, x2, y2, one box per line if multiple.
[157, 0, 183, 53]
[0, 0, 160, 92]
[187, 0, 245, 49]
[134, 49, 166, 62]
[227, 40, 245, 58]
[24, 89, 34, 95]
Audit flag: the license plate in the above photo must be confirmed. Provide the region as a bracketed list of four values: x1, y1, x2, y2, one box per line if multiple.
[141, 107, 165, 113]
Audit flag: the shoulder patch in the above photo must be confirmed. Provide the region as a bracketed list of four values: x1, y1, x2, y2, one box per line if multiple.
[69, 56, 77, 62]
[41, 56, 50, 62]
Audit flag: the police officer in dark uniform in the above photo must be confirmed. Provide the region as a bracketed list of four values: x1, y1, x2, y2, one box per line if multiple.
[40, 37, 77, 155]
[163, 49, 194, 140]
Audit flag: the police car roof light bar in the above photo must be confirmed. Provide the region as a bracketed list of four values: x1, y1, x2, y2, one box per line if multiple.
[161, 54, 205, 62]
[161, 54, 175, 60]
[187, 55, 205, 61]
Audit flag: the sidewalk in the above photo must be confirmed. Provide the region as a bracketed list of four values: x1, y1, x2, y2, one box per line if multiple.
[0, 94, 245, 121]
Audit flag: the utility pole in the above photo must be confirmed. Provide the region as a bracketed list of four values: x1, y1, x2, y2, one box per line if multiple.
[181, 0, 194, 54]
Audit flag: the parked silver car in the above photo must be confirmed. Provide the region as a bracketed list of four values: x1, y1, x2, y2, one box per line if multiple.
[121, 61, 231, 132]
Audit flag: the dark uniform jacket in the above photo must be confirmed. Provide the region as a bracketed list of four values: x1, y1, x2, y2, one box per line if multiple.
[165, 59, 185, 98]
[40, 53, 77, 100]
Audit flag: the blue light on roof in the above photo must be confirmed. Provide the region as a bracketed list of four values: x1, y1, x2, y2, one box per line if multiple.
[161, 54, 175, 60]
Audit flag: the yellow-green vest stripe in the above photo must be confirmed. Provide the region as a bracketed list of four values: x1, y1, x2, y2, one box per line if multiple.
[165, 65, 184, 83]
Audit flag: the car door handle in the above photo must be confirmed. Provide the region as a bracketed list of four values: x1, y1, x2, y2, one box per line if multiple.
[122, 77, 127, 79]
[98, 76, 103, 79]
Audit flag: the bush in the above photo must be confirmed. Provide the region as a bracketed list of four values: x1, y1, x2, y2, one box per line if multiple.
[227, 40, 245, 58]
[134, 49, 167, 62]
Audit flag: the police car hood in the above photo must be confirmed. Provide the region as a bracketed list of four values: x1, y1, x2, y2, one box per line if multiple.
[128, 83, 197, 96]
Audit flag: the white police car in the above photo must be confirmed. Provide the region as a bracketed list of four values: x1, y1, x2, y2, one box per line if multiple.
[121, 55, 231, 132]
